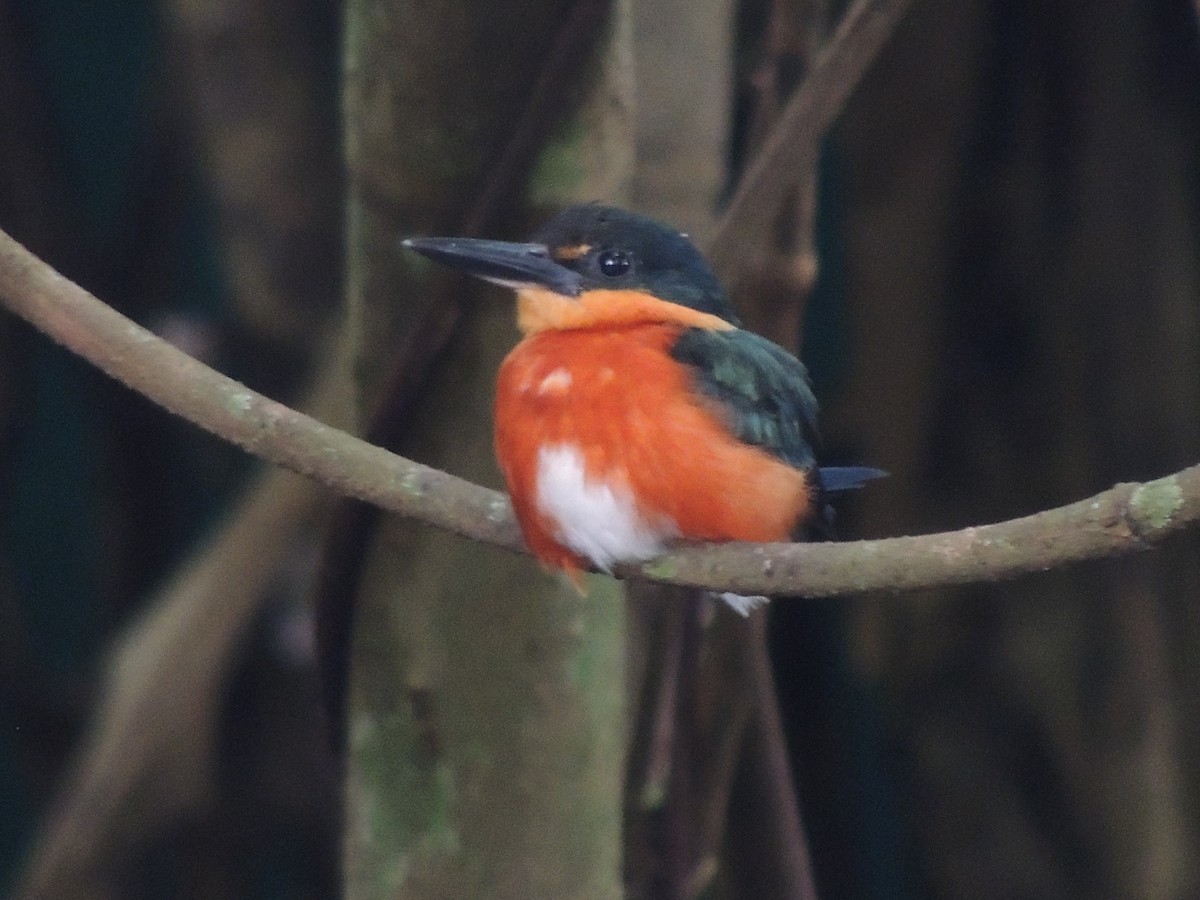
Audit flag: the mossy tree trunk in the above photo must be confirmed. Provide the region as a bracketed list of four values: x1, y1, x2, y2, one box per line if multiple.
[340, 1, 632, 897]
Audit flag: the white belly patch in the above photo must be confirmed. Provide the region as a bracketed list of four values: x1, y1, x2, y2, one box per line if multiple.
[535, 443, 676, 571]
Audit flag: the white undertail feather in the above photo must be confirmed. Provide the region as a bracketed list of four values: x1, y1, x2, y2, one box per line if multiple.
[534, 444, 770, 614]
[535, 443, 676, 572]
[714, 592, 770, 616]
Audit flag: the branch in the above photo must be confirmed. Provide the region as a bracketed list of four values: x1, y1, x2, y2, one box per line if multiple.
[2, 225, 1198, 598]
[705, 0, 917, 276]
[628, 472, 1200, 596]
[0, 226, 521, 543]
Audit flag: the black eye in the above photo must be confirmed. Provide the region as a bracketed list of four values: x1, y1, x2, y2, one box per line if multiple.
[597, 249, 631, 278]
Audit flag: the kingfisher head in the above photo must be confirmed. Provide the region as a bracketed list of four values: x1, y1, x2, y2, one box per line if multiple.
[403, 205, 740, 334]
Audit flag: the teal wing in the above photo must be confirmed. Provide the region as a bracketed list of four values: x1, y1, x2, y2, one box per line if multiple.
[669, 326, 822, 472]
[669, 327, 886, 504]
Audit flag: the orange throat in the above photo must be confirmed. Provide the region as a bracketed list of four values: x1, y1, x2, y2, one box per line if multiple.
[515, 286, 736, 335]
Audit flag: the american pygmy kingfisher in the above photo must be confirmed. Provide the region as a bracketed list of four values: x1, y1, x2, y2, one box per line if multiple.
[404, 205, 882, 610]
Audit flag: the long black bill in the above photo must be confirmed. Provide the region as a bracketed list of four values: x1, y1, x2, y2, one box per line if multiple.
[402, 236, 583, 297]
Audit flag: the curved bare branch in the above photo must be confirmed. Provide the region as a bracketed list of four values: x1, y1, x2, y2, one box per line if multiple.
[2, 225, 1197, 599]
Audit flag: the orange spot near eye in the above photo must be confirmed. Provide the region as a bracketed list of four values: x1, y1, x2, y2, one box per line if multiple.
[552, 243, 591, 261]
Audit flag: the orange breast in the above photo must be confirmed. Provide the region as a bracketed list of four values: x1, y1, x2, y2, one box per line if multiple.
[494, 323, 813, 578]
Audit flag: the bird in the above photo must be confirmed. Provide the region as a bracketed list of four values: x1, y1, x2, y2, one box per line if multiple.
[403, 204, 883, 612]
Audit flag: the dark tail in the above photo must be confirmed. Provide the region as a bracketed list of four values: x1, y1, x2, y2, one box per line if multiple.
[819, 465, 888, 492]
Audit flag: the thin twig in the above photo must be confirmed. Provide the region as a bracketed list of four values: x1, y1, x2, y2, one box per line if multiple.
[623, 588, 691, 896]
[2, 226, 1199, 599]
[740, 613, 819, 900]
[690, 613, 758, 877]
[694, 4, 842, 897]
[705, 0, 917, 276]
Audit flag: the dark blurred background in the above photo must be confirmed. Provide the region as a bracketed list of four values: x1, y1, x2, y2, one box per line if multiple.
[0, 0, 343, 896]
[2, 0, 1199, 898]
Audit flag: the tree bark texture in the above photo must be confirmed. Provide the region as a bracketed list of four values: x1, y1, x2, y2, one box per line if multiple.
[340, 1, 632, 897]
